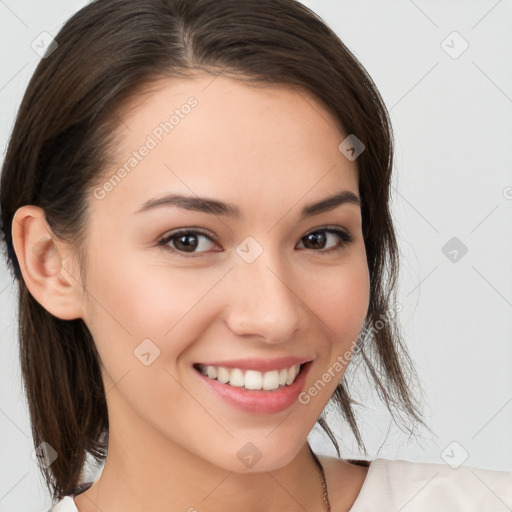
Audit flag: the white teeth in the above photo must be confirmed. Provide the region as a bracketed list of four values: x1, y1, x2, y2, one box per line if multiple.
[279, 368, 288, 386]
[216, 366, 230, 384]
[262, 370, 280, 390]
[229, 368, 245, 387]
[286, 365, 298, 385]
[245, 370, 263, 390]
[198, 363, 302, 390]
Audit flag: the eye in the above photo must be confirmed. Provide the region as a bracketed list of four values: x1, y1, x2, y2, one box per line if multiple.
[157, 228, 218, 258]
[157, 226, 354, 259]
[297, 228, 353, 255]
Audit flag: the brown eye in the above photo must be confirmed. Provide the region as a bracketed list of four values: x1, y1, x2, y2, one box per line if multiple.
[297, 228, 353, 253]
[157, 226, 353, 259]
[158, 229, 218, 257]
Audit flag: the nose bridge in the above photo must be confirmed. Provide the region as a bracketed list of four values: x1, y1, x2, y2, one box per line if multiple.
[226, 241, 301, 341]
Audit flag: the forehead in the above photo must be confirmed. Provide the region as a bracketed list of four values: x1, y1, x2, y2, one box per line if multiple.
[96, 73, 359, 217]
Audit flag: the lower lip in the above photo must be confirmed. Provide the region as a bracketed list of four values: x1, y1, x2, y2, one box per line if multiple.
[194, 361, 312, 414]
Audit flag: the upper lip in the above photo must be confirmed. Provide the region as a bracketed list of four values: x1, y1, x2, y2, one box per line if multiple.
[194, 356, 312, 372]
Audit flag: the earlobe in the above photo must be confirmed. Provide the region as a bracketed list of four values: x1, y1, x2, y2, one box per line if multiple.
[11, 205, 84, 320]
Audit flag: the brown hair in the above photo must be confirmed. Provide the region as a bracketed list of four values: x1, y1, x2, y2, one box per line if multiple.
[0, 0, 429, 502]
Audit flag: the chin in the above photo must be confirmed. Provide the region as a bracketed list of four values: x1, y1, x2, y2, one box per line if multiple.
[201, 436, 305, 474]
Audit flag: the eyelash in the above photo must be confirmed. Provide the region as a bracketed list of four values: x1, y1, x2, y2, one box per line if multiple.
[156, 226, 354, 259]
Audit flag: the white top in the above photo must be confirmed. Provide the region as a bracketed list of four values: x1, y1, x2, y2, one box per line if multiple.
[47, 458, 512, 511]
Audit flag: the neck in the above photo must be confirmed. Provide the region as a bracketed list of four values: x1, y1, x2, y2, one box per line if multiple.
[75, 411, 325, 512]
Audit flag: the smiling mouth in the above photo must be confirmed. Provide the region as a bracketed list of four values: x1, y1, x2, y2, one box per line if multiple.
[192, 362, 309, 392]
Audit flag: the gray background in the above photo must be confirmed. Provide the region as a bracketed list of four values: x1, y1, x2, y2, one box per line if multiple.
[1, 1, 511, 510]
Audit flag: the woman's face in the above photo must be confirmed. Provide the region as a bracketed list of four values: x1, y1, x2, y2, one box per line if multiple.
[79, 74, 370, 472]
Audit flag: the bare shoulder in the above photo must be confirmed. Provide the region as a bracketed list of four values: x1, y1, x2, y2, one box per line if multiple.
[317, 455, 370, 512]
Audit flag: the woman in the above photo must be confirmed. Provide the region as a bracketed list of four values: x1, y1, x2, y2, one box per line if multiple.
[1, 0, 510, 510]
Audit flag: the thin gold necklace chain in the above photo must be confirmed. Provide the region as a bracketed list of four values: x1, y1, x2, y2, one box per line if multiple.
[309, 446, 331, 512]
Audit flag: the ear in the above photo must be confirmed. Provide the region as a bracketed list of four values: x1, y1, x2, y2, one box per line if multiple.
[11, 205, 85, 320]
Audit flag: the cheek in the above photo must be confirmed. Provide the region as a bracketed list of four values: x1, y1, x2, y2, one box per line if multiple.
[297, 266, 369, 408]
[305, 252, 370, 340]
[81, 250, 226, 373]
[303, 249, 370, 380]
[80, 255, 215, 421]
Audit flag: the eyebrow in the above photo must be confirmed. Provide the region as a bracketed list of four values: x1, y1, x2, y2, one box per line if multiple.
[134, 190, 360, 220]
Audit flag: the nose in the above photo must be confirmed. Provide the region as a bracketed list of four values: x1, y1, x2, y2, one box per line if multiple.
[224, 247, 302, 343]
